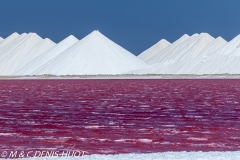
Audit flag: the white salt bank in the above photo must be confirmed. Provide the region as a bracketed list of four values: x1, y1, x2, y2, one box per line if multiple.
[15, 35, 79, 75]
[138, 39, 171, 62]
[158, 36, 228, 75]
[228, 45, 240, 56]
[210, 34, 240, 56]
[32, 30, 147, 75]
[2, 31, 240, 76]
[196, 36, 227, 57]
[146, 34, 190, 64]
[0, 37, 4, 46]
[128, 33, 227, 75]
[5, 38, 56, 75]
[0, 33, 55, 75]
[0, 33, 30, 60]
[147, 33, 214, 64]
[183, 34, 240, 74]
[0, 32, 20, 49]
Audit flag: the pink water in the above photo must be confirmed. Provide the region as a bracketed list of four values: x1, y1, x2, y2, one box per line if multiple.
[0, 79, 240, 154]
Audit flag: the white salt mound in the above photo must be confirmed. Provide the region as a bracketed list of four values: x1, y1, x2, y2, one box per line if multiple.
[0, 32, 20, 49]
[209, 34, 240, 56]
[32, 30, 147, 75]
[128, 34, 228, 75]
[0, 37, 3, 46]
[149, 33, 213, 63]
[158, 36, 228, 75]
[0, 33, 29, 60]
[228, 47, 240, 57]
[138, 39, 171, 62]
[0, 33, 55, 75]
[2, 31, 240, 76]
[15, 35, 78, 75]
[182, 34, 240, 75]
[197, 36, 227, 57]
[5, 38, 56, 75]
[129, 33, 212, 74]
[146, 34, 190, 64]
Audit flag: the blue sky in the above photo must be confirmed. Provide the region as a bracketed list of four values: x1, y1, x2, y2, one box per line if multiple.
[0, 0, 240, 55]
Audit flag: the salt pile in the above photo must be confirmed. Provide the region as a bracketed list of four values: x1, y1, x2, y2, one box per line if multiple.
[138, 39, 171, 62]
[128, 33, 240, 75]
[152, 36, 227, 75]
[2, 30, 240, 76]
[176, 34, 240, 74]
[0, 33, 39, 61]
[146, 34, 190, 65]
[30, 30, 147, 75]
[147, 33, 214, 65]
[0, 37, 4, 46]
[0, 33, 56, 75]
[196, 36, 227, 57]
[15, 35, 79, 75]
[229, 46, 240, 57]
[211, 34, 240, 56]
[0, 32, 20, 49]
[6, 38, 56, 75]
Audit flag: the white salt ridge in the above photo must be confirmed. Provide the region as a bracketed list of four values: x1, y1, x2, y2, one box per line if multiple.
[0, 38, 3, 46]
[128, 34, 227, 75]
[149, 33, 214, 63]
[138, 39, 171, 62]
[5, 38, 56, 75]
[159, 36, 228, 74]
[210, 34, 240, 56]
[226, 40, 240, 57]
[32, 30, 147, 75]
[2, 31, 240, 76]
[0, 32, 20, 49]
[182, 35, 240, 74]
[228, 47, 240, 57]
[186, 56, 240, 75]
[146, 34, 190, 64]
[198, 36, 227, 57]
[0, 33, 54, 75]
[0, 33, 29, 59]
[15, 35, 78, 75]
[11, 151, 240, 160]
[176, 35, 234, 77]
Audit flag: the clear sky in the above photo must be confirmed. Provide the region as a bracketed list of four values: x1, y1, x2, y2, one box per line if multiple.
[0, 0, 240, 55]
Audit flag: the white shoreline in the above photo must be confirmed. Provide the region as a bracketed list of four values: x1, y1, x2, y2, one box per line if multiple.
[1, 74, 240, 79]
[3, 151, 240, 160]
